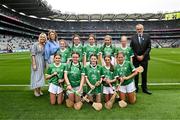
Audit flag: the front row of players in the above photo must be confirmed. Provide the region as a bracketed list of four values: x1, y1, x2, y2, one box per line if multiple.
[45, 52, 143, 110]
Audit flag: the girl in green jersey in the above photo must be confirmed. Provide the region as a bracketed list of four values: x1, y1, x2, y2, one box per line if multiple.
[64, 52, 85, 107]
[85, 54, 104, 103]
[57, 39, 71, 63]
[45, 54, 65, 105]
[115, 52, 137, 104]
[83, 34, 99, 66]
[70, 34, 84, 63]
[99, 35, 116, 66]
[102, 55, 117, 103]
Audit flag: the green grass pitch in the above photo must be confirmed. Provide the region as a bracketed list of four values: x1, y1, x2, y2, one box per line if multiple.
[0, 48, 180, 119]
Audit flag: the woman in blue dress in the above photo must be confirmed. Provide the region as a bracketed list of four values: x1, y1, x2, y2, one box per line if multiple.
[45, 30, 60, 66]
[30, 33, 47, 97]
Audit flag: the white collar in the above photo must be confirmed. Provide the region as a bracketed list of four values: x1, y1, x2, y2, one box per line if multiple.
[120, 45, 127, 50]
[54, 63, 61, 67]
[105, 65, 110, 70]
[72, 62, 79, 66]
[74, 44, 80, 47]
[60, 48, 66, 52]
[106, 45, 111, 47]
[89, 44, 95, 47]
[90, 64, 97, 69]
[119, 61, 125, 67]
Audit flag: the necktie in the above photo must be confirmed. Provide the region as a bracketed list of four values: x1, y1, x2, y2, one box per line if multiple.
[138, 34, 143, 45]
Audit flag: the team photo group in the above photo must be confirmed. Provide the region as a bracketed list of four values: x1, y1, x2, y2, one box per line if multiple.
[30, 23, 151, 111]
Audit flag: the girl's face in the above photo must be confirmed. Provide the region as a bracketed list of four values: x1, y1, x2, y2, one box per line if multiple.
[117, 53, 124, 64]
[104, 37, 111, 46]
[72, 54, 79, 64]
[90, 56, 97, 65]
[73, 37, 80, 45]
[50, 32, 56, 40]
[89, 37, 95, 45]
[54, 55, 61, 64]
[104, 56, 111, 65]
[39, 35, 46, 44]
[120, 38, 127, 47]
[60, 41, 66, 49]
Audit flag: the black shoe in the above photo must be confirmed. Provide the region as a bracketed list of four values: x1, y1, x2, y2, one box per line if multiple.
[142, 89, 152, 95]
[135, 89, 138, 93]
[135, 87, 139, 93]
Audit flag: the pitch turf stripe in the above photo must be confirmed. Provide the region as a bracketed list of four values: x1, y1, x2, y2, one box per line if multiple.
[0, 83, 180, 86]
[0, 57, 29, 60]
[151, 57, 180, 65]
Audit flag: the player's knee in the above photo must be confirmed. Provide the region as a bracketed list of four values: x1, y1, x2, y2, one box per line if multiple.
[50, 101, 56, 105]
[129, 97, 136, 104]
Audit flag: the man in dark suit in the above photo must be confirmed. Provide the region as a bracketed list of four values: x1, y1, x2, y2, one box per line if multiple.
[130, 24, 152, 95]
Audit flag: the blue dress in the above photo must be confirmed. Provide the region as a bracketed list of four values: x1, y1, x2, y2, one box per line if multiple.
[44, 40, 59, 64]
[30, 42, 45, 89]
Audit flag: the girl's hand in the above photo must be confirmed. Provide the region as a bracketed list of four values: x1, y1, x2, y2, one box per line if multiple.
[120, 77, 124, 83]
[95, 81, 101, 86]
[32, 64, 37, 71]
[53, 72, 57, 76]
[122, 76, 128, 80]
[106, 79, 111, 84]
[58, 79, 64, 83]
[89, 84, 95, 90]
[67, 84, 72, 90]
[76, 88, 81, 94]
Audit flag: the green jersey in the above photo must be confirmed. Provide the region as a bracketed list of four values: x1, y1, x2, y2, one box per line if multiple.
[114, 61, 136, 86]
[65, 62, 84, 87]
[101, 66, 115, 86]
[116, 46, 134, 61]
[99, 45, 116, 57]
[47, 63, 66, 86]
[84, 64, 103, 94]
[70, 44, 83, 62]
[83, 44, 99, 62]
[57, 48, 71, 63]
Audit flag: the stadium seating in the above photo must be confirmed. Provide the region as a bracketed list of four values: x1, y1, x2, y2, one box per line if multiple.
[0, 4, 180, 51]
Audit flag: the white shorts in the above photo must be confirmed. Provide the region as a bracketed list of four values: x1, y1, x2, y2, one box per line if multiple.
[103, 86, 115, 94]
[119, 81, 136, 93]
[66, 86, 83, 95]
[48, 83, 63, 94]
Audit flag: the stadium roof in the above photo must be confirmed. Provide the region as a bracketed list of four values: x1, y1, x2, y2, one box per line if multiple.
[0, 0, 166, 21]
[0, 0, 59, 17]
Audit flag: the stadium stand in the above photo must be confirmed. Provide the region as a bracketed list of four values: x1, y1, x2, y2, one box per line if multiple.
[0, 2, 180, 51]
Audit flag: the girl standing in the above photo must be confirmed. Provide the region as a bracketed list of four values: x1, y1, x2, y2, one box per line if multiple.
[116, 36, 134, 62]
[99, 35, 116, 65]
[83, 34, 99, 66]
[57, 39, 71, 63]
[70, 34, 84, 63]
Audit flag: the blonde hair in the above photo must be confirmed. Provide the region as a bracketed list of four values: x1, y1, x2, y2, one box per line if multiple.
[104, 35, 112, 41]
[38, 32, 47, 41]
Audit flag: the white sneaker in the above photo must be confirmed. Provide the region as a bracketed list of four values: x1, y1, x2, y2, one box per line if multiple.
[34, 91, 40, 97]
[40, 91, 43, 96]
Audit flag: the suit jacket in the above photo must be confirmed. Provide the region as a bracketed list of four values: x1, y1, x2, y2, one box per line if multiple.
[130, 33, 151, 61]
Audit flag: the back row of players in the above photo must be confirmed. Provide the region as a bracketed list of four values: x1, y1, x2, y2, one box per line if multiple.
[30, 30, 140, 110]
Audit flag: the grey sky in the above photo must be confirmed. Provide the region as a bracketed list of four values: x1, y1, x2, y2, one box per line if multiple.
[46, 0, 180, 14]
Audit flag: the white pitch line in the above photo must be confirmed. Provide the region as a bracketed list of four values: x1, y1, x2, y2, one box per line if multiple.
[0, 83, 180, 87]
[151, 57, 180, 65]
